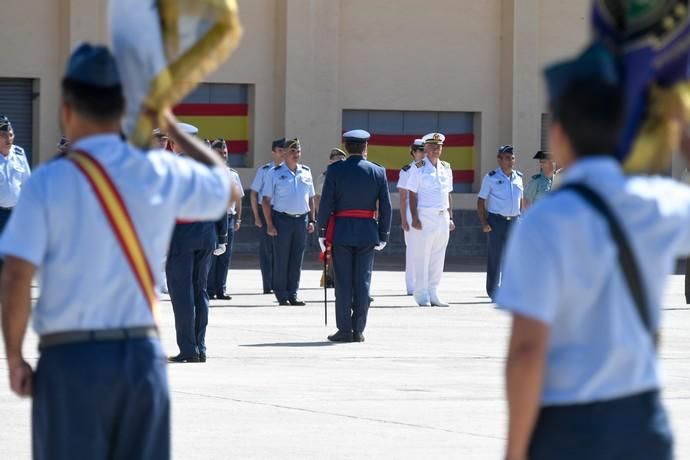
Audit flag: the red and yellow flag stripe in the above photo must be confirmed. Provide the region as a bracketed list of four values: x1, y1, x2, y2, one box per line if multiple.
[68, 151, 158, 317]
[173, 103, 249, 154]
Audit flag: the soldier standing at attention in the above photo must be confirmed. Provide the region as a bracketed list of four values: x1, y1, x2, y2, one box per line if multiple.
[524, 150, 556, 208]
[261, 138, 315, 306]
[317, 130, 391, 342]
[0, 43, 230, 459]
[0, 115, 31, 236]
[477, 145, 523, 300]
[250, 138, 285, 294]
[397, 138, 425, 296]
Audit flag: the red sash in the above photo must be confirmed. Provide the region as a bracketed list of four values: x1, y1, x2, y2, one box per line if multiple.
[320, 210, 376, 262]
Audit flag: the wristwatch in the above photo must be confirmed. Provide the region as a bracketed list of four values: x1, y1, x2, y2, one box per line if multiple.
[308, 219, 316, 225]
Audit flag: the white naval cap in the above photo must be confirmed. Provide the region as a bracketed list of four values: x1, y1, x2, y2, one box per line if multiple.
[412, 138, 425, 148]
[178, 122, 199, 136]
[422, 132, 446, 145]
[342, 129, 371, 143]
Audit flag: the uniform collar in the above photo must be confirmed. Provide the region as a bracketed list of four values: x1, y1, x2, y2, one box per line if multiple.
[496, 167, 515, 179]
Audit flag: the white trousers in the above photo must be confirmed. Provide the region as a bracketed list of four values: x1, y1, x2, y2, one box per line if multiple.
[403, 229, 415, 293]
[411, 208, 450, 300]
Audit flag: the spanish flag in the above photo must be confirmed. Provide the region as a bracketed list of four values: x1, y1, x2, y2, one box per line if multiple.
[173, 103, 249, 155]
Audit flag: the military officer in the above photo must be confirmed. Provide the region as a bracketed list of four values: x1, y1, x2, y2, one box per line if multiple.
[317, 130, 392, 342]
[208, 138, 244, 300]
[166, 123, 229, 363]
[261, 138, 315, 305]
[0, 44, 230, 459]
[524, 150, 556, 207]
[406, 133, 455, 307]
[397, 138, 425, 296]
[0, 115, 31, 236]
[477, 144, 523, 300]
[250, 138, 285, 293]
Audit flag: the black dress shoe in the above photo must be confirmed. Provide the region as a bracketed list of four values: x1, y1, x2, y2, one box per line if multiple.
[352, 332, 365, 343]
[327, 330, 353, 342]
[199, 353, 207, 363]
[168, 354, 200, 363]
[209, 294, 216, 300]
[216, 293, 232, 300]
[288, 298, 306, 306]
[263, 289, 273, 294]
[278, 300, 290, 306]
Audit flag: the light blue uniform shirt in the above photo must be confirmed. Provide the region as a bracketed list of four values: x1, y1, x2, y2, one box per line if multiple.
[262, 163, 315, 215]
[0, 134, 230, 335]
[0, 145, 31, 207]
[496, 157, 690, 406]
[250, 160, 276, 200]
[478, 167, 523, 217]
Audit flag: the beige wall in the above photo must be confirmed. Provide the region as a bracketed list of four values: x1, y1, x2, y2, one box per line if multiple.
[0, 0, 592, 207]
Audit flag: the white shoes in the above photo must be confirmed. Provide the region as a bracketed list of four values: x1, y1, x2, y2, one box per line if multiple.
[430, 295, 449, 307]
[414, 293, 431, 307]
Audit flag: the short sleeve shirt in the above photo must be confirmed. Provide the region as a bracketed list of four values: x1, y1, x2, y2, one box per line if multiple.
[228, 168, 244, 214]
[478, 168, 523, 216]
[0, 145, 32, 208]
[250, 161, 276, 200]
[262, 163, 315, 214]
[404, 159, 453, 209]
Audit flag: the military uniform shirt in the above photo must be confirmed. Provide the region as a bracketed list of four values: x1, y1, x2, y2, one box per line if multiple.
[262, 163, 315, 215]
[250, 160, 276, 200]
[397, 161, 416, 220]
[478, 167, 523, 216]
[0, 145, 31, 207]
[404, 158, 453, 209]
[0, 134, 230, 335]
[524, 172, 553, 204]
[496, 157, 690, 405]
[228, 168, 244, 215]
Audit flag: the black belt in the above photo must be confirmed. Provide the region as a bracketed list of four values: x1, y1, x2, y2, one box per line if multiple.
[273, 211, 307, 218]
[39, 326, 159, 348]
[489, 212, 519, 221]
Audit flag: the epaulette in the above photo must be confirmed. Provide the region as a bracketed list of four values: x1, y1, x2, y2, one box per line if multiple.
[415, 160, 425, 168]
[273, 165, 282, 171]
[488, 170, 496, 176]
[441, 160, 450, 168]
[401, 164, 412, 172]
[229, 167, 237, 173]
[301, 164, 310, 171]
[532, 173, 540, 179]
[516, 171, 523, 177]
[262, 164, 272, 170]
[13, 146, 25, 156]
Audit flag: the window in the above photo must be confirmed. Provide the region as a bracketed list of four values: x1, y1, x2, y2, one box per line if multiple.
[173, 83, 250, 167]
[342, 110, 476, 192]
[0, 78, 34, 164]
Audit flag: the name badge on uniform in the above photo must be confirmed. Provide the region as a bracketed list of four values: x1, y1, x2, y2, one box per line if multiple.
[279, 175, 288, 180]
[497, 180, 504, 184]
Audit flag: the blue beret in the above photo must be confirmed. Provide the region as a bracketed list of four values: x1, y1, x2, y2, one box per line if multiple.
[272, 138, 286, 150]
[0, 115, 11, 132]
[343, 129, 371, 143]
[64, 43, 121, 87]
[544, 43, 619, 108]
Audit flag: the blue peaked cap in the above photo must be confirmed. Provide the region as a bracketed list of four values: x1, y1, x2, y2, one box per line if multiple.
[544, 43, 620, 108]
[64, 43, 121, 87]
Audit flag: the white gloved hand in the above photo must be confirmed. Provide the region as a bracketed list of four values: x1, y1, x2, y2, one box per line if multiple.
[318, 237, 326, 253]
[374, 241, 387, 251]
[213, 243, 227, 256]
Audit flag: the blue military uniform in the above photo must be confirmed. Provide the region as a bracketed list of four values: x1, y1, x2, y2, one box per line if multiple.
[317, 130, 392, 342]
[0, 115, 31, 235]
[478, 151, 523, 299]
[261, 138, 315, 305]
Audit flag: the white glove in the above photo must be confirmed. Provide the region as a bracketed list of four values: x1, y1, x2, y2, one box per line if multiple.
[213, 243, 227, 256]
[374, 241, 387, 251]
[318, 237, 326, 253]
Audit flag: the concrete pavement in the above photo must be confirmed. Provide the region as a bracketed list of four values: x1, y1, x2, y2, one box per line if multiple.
[1, 268, 689, 459]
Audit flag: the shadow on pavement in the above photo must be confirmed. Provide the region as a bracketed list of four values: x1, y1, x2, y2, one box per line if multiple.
[240, 341, 336, 348]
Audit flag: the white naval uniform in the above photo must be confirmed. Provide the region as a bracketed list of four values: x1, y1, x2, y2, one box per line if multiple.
[397, 160, 416, 294]
[405, 158, 453, 305]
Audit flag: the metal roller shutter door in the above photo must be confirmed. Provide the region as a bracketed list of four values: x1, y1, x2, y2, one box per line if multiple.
[0, 78, 34, 165]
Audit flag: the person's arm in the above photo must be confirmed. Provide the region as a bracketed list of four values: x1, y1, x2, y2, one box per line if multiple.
[161, 111, 225, 169]
[448, 193, 455, 231]
[377, 171, 392, 242]
[262, 196, 276, 236]
[505, 314, 549, 460]
[399, 189, 410, 231]
[250, 191, 263, 228]
[307, 196, 316, 234]
[1, 256, 37, 397]
[233, 183, 243, 231]
[477, 198, 491, 232]
[406, 168, 422, 230]
[409, 192, 421, 230]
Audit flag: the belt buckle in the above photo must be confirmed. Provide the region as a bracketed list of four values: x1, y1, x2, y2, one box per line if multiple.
[505, 216, 512, 221]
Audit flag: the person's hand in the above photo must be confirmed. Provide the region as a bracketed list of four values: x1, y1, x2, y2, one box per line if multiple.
[449, 220, 456, 231]
[213, 243, 227, 256]
[267, 225, 278, 237]
[318, 237, 326, 253]
[411, 218, 422, 230]
[482, 224, 492, 233]
[254, 214, 263, 228]
[8, 359, 33, 397]
[307, 222, 315, 234]
[234, 220, 241, 232]
[401, 220, 410, 232]
[374, 242, 387, 251]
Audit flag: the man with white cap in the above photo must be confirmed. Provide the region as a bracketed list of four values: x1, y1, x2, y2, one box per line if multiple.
[406, 133, 455, 307]
[397, 138, 426, 295]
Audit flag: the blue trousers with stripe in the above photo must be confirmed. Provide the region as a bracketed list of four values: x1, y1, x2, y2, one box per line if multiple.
[32, 338, 169, 460]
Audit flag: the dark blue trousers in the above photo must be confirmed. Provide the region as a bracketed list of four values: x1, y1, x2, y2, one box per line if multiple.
[166, 248, 213, 356]
[271, 212, 307, 303]
[33, 338, 169, 460]
[529, 390, 673, 460]
[332, 244, 375, 333]
[258, 211, 274, 292]
[486, 213, 515, 299]
[208, 214, 235, 296]
[0, 208, 12, 235]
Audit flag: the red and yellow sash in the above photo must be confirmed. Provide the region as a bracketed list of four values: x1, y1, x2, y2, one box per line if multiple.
[68, 150, 158, 319]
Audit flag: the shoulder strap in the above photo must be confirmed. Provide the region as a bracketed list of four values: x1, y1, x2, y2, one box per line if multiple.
[560, 183, 653, 339]
[67, 150, 158, 317]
